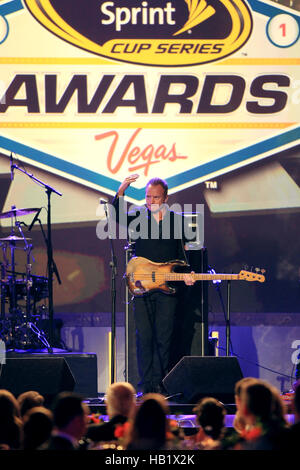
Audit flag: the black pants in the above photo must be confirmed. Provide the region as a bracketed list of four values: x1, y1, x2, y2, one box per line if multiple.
[134, 292, 177, 393]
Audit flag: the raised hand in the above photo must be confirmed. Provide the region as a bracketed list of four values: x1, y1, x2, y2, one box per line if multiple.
[117, 174, 140, 196]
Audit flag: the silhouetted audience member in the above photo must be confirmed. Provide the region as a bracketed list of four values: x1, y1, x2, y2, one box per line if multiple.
[124, 393, 170, 450]
[22, 406, 53, 450]
[17, 391, 45, 419]
[284, 379, 300, 449]
[233, 378, 259, 438]
[238, 379, 289, 450]
[87, 382, 136, 443]
[191, 397, 226, 450]
[0, 389, 23, 450]
[269, 383, 289, 429]
[235, 377, 259, 412]
[44, 392, 90, 450]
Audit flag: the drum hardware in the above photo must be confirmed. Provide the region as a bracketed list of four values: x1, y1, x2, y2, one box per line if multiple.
[0, 206, 51, 350]
[8, 156, 63, 349]
[15, 219, 35, 323]
[0, 263, 6, 320]
[2, 154, 63, 350]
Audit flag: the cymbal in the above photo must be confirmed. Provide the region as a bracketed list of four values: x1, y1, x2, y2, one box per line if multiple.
[0, 235, 32, 241]
[0, 207, 40, 219]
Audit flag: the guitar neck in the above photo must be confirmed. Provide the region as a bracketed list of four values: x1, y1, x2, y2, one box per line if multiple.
[166, 273, 240, 281]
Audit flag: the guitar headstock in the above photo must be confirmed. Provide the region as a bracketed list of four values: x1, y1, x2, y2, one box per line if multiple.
[239, 268, 266, 282]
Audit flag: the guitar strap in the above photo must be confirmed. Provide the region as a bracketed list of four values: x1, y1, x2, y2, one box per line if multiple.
[177, 212, 190, 267]
[180, 236, 190, 266]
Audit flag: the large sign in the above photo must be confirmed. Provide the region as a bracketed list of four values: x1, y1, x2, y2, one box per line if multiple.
[0, 0, 299, 203]
[23, 0, 253, 66]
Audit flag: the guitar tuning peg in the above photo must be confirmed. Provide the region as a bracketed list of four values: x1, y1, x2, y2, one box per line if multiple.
[250, 266, 254, 272]
[243, 264, 249, 271]
[255, 268, 260, 273]
[261, 269, 266, 274]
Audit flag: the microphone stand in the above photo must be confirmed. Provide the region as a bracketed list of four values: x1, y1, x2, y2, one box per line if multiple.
[35, 218, 62, 287]
[11, 161, 62, 351]
[226, 280, 231, 357]
[102, 201, 117, 384]
[124, 234, 135, 382]
[209, 267, 232, 356]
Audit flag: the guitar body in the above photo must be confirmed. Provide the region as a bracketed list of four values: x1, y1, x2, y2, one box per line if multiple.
[126, 257, 187, 296]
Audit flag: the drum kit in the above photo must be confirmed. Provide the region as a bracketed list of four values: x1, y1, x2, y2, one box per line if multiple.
[0, 206, 50, 350]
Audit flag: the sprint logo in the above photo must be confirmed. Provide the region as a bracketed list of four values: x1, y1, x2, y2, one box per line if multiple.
[24, 0, 252, 66]
[101, 1, 177, 32]
[100, 0, 215, 35]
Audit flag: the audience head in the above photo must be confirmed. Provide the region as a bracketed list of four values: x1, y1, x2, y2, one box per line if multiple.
[269, 384, 288, 428]
[23, 406, 53, 450]
[233, 410, 247, 434]
[51, 392, 89, 441]
[126, 393, 169, 449]
[239, 379, 275, 426]
[234, 377, 258, 410]
[17, 390, 44, 418]
[0, 389, 22, 449]
[293, 380, 300, 421]
[105, 382, 136, 419]
[193, 397, 226, 440]
[0, 389, 21, 420]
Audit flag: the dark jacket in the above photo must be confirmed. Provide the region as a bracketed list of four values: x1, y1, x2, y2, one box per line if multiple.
[86, 415, 128, 442]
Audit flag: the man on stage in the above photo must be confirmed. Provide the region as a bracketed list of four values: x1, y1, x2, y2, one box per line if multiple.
[112, 175, 194, 395]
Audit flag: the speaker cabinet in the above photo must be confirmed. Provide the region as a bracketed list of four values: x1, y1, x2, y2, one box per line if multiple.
[169, 248, 209, 368]
[162, 356, 243, 404]
[0, 357, 75, 400]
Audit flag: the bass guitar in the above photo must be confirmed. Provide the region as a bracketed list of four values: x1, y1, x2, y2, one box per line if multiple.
[126, 256, 265, 296]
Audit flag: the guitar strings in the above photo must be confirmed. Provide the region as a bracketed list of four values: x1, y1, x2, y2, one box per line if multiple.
[129, 274, 241, 279]
[128, 273, 261, 281]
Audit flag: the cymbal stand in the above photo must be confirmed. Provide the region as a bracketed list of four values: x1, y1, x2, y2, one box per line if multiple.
[25, 245, 33, 322]
[0, 260, 8, 347]
[15, 220, 51, 350]
[11, 161, 62, 350]
[0, 258, 5, 320]
[8, 242, 17, 317]
[15, 220, 33, 321]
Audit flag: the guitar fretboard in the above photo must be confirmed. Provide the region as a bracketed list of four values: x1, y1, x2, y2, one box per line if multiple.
[131, 273, 240, 281]
[165, 273, 240, 281]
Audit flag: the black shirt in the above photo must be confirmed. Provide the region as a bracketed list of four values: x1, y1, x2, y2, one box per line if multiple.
[112, 195, 187, 263]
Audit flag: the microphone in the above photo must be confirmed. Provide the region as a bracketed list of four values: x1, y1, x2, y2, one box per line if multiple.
[10, 153, 14, 181]
[28, 208, 42, 232]
[99, 196, 109, 218]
